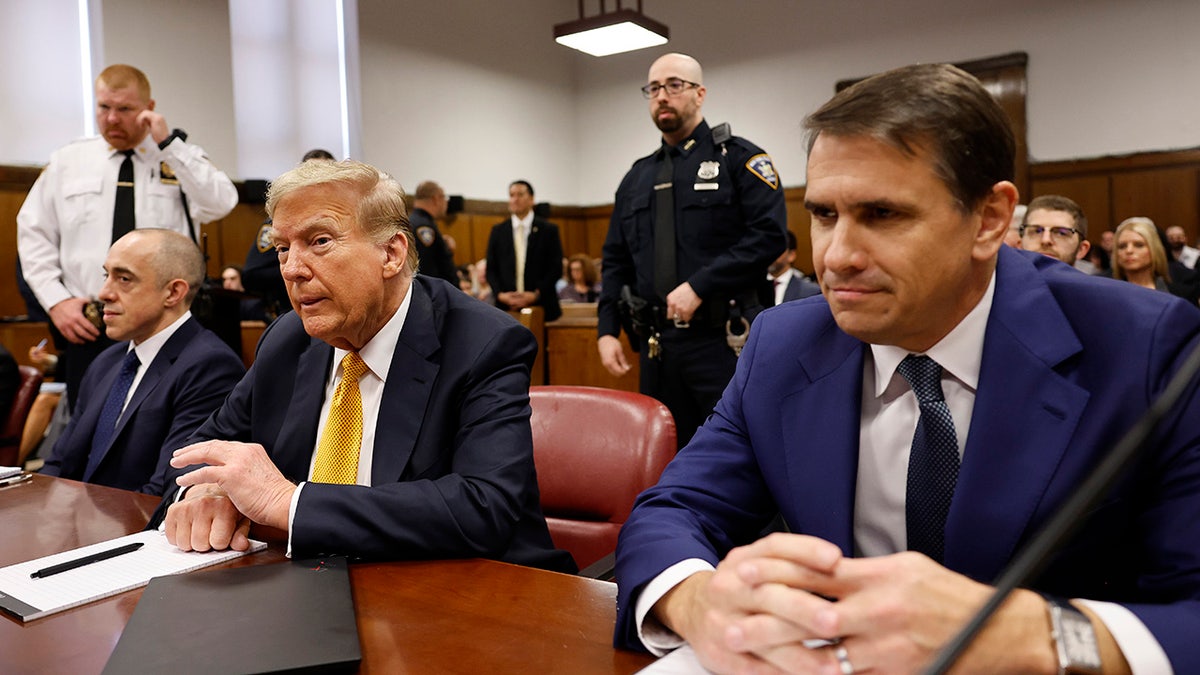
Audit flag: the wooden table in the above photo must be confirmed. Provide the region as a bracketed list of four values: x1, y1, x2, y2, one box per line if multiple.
[0, 475, 654, 674]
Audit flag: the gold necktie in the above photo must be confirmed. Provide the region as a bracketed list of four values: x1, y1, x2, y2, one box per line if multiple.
[311, 352, 369, 484]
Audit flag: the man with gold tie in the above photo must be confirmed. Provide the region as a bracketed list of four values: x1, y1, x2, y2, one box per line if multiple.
[153, 159, 573, 573]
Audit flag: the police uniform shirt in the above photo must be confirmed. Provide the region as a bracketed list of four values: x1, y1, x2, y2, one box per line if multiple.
[411, 207, 457, 285]
[598, 119, 788, 338]
[17, 134, 238, 312]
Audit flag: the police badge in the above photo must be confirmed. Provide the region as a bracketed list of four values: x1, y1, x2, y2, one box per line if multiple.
[697, 161, 720, 180]
[416, 226, 437, 247]
[159, 161, 179, 185]
[255, 223, 274, 253]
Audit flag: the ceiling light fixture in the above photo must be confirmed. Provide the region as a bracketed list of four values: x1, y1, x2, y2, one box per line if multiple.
[554, 1, 669, 58]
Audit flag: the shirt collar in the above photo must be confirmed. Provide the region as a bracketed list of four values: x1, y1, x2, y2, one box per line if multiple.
[330, 281, 413, 384]
[129, 311, 192, 366]
[510, 212, 534, 231]
[869, 270, 996, 398]
[663, 119, 710, 158]
[110, 135, 157, 161]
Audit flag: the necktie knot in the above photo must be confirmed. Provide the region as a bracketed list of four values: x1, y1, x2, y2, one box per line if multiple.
[120, 149, 135, 159]
[897, 354, 945, 404]
[340, 352, 368, 383]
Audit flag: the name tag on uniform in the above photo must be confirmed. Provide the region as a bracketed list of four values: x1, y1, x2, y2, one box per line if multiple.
[693, 183, 719, 191]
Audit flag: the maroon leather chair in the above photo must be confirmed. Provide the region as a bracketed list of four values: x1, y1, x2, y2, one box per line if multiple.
[0, 366, 44, 467]
[529, 385, 676, 572]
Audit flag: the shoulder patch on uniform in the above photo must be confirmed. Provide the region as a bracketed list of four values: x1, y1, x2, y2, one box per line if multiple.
[256, 224, 274, 253]
[416, 225, 436, 247]
[745, 154, 779, 190]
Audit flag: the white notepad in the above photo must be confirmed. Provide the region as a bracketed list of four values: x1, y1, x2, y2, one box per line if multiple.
[0, 530, 266, 621]
[0, 466, 22, 480]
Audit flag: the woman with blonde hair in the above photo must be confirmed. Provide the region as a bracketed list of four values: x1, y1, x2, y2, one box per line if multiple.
[1113, 217, 1171, 292]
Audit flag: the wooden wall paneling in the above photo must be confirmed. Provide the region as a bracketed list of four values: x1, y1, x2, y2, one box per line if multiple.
[585, 206, 614, 263]
[211, 202, 269, 276]
[469, 214, 497, 266]
[783, 186, 812, 276]
[556, 215, 588, 259]
[441, 213, 475, 270]
[0, 190, 28, 317]
[1111, 167, 1200, 236]
[1027, 175, 1112, 245]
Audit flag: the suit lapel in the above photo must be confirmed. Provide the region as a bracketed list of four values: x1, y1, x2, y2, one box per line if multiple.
[944, 249, 1089, 581]
[779, 317, 865, 554]
[272, 337, 333, 482]
[86, 320, 203, 479]
[371, 280, 441, 483]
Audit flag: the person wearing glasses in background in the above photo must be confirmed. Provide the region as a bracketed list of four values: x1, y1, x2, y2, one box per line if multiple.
[597, 53, 787, 449]
[1019, 195, 1092, 270]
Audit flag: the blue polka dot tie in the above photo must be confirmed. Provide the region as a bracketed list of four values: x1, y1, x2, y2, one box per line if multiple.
[897, 354, 959, 563]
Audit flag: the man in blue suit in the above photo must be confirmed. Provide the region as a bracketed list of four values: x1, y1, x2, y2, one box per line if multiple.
[615, 64, 1200, 674]
[40, 229, 244, 494]
[155, 159, 573, 573]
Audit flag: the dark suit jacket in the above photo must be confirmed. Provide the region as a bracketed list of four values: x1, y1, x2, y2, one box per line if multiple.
[40, 317, 244, 494]
[0, 344, 18, 423]
[614, 248, 1200, 670]
[486, 216, 563, 321]
[157, 277, 574, 572]
[781, 269, 822, 303]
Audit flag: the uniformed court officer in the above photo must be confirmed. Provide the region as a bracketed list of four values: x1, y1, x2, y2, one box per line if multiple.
[243, 148, 336, 319]
[410, 180, 458, 285]
[17, 64, 238, 410]
[597, 53, 788, 447]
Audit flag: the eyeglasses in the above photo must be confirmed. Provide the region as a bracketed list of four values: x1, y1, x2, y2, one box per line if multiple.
[640, 78, 700, 99]
[1020, 225, 1081, 242]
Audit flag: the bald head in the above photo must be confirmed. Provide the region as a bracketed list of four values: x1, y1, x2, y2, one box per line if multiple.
[646, 53, 707, 145]
[649, 53, 703, 84]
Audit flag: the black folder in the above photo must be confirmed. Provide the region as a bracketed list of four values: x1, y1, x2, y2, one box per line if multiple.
[103, 557, 361, 674]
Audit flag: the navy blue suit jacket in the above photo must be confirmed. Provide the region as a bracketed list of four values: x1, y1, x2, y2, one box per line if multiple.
[40, 317, 244, 494]
[157, 277, 574, 572]
[614, 248, 1200, 670]
[485, 217, 564, 321]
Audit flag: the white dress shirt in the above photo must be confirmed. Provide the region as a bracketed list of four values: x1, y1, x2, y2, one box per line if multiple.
[116, 311, 193, 419]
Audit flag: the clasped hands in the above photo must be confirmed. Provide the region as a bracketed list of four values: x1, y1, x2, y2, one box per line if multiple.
[164, 440, 296, 552]
[656, 533, 1054, 675]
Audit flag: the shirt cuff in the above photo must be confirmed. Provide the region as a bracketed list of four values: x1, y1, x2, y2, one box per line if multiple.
[1076, 599, 1173, 675]
[634, 558, 716, 655]
[285, 481, 306, 558]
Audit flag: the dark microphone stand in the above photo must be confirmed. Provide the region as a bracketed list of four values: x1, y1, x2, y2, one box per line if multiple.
[925, 336, 1200, 674]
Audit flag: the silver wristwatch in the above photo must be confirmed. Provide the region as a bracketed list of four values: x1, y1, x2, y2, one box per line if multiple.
[1046, 597, 1102, 675]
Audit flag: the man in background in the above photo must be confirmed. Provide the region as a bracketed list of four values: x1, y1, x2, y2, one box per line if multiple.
[1167, 225, 1199, 269]
[410, 180, 458, 285]
[18, 64, 237, 410]
[486, 180, 563, 321]
[40, 230, 243, 494]
[597, 53, 787, 448]
[1019, 194, 1090, 268]
[763, 230, 821, 306]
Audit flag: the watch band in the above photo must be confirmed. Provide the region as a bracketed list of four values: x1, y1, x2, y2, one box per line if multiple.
[158, 128, 189, 151]
[1045, 596, 1103, 675]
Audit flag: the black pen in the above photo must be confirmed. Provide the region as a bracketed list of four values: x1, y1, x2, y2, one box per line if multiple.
[30, 542, 145, 579]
